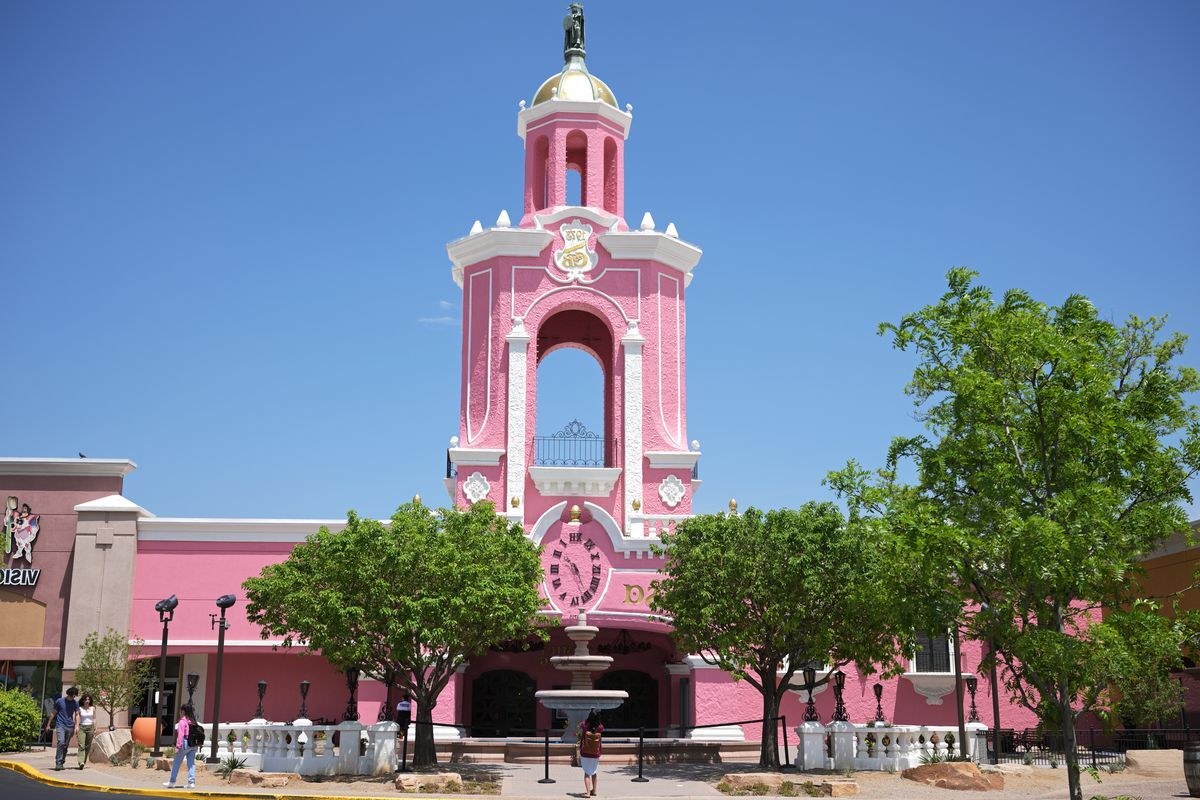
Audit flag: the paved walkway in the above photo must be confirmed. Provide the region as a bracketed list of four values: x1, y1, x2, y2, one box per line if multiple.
[2, 744, 1192, 800]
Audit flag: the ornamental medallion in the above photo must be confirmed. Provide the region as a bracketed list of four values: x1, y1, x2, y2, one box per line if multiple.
[552, 221, 597, 279]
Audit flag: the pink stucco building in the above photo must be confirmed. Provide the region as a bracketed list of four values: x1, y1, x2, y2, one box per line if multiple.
[1, 8, 1040, 747]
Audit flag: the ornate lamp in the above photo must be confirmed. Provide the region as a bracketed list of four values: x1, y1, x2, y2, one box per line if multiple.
[965, 674, 980, 723]
[873, 682, 886, 722]
[343, 668, 360, 722]
[254, 681, 267, 719]
[298, 680, 311, 720]
[378, 670, 395, 723]
[185, 673, 199, 706]
[832, 669, 848, 722]
[803, 666, 819, 722]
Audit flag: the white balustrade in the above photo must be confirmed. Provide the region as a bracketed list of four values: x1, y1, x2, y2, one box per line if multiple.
[627, 514, 690, 538]
[795, 722, 989, 771]
[200, 720, 397, 776]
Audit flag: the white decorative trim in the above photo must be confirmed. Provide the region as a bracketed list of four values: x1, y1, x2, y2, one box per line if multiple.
[465, 269, 492, 444]
[687, 725, 746, 742]
[505, 324, 530, 513]
[0, 457, 137, 477]
[657, 274, 682, 448]
[623, 325, 646, 528]
[657, 474, 686, 508]
[598, 231, 702, 279]
[903, 673, 958, 706]
[644, 451, 700, 470]
[534, 206, 621, 232]
[137, 518, 347, 541]
[553, 221, 598, 279]
[518, 283, 631, 325]
[528, 466, 621, 498]
[447, 448, 506, 467]
[74, 494, 154, 517]
[442, 477, 456, 502]
[510, 264, 642, 322]
[463, 472, 491, 504]
[446, 230, 553, 285]
[131, 639, 289, 648]
[664, 662, 692, 676]
[526, 501, 658, 554]
[517, 102, 632, 141]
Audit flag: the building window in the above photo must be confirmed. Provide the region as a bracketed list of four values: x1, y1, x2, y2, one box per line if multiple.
[913, 632, 952, 673]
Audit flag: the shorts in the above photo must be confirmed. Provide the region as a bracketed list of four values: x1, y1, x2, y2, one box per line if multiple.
[580, 756, 600, 776]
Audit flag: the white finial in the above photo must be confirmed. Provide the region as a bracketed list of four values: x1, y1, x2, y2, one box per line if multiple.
[450, 435, 460, 447]
[690, 439, 701, 452]
[496, 210, 511, 227]
[665, 222, 679, 238]
[640, 212, 655, 231]
[551, 87, 559, 99]
[469, 220, 483, 235]
[625, 103, 633, 114]
[519, 99, 526, 110]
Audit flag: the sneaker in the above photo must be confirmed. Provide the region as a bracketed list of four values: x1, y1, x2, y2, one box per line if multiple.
[163, 782, 176, 788]
[187, 783, 196, 788]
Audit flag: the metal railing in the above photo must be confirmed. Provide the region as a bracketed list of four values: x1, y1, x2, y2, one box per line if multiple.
[532, 420, 618, 467]
[978, 727, 1199, 767]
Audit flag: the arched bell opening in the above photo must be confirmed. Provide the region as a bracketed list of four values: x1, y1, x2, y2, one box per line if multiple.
[533, 308, 616, 467]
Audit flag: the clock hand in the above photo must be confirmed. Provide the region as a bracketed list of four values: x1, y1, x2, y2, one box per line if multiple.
[564, 557, 585, 592]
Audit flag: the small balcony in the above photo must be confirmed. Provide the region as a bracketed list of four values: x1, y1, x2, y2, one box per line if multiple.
[529, 420, 621, 498]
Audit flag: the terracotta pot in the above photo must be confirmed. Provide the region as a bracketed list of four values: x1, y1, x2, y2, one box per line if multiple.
[131, 717, 158, 747]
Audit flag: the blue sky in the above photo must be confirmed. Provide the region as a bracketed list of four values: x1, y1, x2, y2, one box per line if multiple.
[3, 1, 1198, 520]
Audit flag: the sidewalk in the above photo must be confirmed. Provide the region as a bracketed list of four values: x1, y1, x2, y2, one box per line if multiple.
[1, 744, 1191, 800]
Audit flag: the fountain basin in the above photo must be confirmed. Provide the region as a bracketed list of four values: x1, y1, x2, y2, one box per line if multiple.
[549, 656, 612, 671]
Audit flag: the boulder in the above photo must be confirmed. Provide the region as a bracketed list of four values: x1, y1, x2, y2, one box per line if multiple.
[395, 771, 463, 792]
[89, 729, 132, 764]
[1124, 749, 1183, 778]
[820, 779, 859, 796]
[227, 771, 293, 787]
[901, 762, 1004, 791]
[979, 764, 1031, 776]
[150, 757, 171, 771]
[721, 773, 786, 790]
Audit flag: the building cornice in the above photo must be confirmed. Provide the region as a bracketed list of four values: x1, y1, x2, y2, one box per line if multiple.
[644, 451, 701, 470]
[447, 448, 506, 467]
[517, 101, 632, 141]
[597, 232, 702, 284]
[0, 457, 137, 478]
[75, 494, 154, 517]
[137, 517, 348, 542]
[447, 229, 554, 286]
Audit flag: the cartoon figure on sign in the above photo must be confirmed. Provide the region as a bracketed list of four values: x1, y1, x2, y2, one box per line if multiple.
[11, 503, 39, 564]
[3, 496, 15, 555]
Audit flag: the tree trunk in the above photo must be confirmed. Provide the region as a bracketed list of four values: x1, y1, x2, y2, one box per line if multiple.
[413, 704, 437, 767]
[1059, 697, 1082, 800]
[758, 677, 781, 769]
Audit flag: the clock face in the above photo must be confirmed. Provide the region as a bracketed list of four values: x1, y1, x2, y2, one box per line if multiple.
[546, 528, 610, 611]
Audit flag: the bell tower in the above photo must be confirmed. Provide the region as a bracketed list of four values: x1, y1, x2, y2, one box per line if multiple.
[444, 4, 702, 594]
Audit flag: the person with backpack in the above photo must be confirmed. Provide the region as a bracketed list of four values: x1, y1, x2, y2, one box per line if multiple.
[577, 708, 604, 797]
[163, 703, 201, 789]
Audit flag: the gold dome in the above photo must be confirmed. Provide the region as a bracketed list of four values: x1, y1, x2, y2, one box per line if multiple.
[532, 57, 618, 108]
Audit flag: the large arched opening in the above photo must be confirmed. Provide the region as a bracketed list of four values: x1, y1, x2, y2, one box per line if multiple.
[470, 669, 537, 737]
[534, 308, 616, 467]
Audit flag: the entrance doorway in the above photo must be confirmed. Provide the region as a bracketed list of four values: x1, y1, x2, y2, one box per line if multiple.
[595, 670, 659, 734]
[470, 670, 536, 737]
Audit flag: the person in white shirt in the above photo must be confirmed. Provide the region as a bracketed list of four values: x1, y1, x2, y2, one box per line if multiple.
[74, 694, 96, 769]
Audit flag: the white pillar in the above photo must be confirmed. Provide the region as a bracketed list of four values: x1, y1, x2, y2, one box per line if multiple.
[622, 322, 645, 534]
[367, 722, 398, 775]
[505, 319, 531, 522]
[829, 720, 855, 771]
[798, 721, 828, 771]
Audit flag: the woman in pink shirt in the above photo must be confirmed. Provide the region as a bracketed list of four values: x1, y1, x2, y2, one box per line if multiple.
[163, 703, 199, 789]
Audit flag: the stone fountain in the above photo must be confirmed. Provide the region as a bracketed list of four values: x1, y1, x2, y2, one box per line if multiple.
[535, 610, 628, 742]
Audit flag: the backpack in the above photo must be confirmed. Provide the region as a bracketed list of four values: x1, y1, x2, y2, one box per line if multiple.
[187, 722, 205, 748]
[580, 728, 602, 758]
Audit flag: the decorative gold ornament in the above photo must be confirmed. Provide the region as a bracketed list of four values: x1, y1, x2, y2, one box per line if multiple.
[511, 496, 520, 508]
[569, 504, 582, 522]
[413, 494, 422, 506]
[631, 498, 641, 511]
[728, 498, 738, 514]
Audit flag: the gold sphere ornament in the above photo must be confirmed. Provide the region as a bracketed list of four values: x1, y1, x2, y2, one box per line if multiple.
[631, 498, 641, 511]
[413, 494, 422, 506]
[511, 496, 520, 508]
[728, 498, 738, 514]
[569, 504, 582, 522]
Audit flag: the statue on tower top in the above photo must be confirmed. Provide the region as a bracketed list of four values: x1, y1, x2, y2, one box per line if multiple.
[563, 3, 585, 60]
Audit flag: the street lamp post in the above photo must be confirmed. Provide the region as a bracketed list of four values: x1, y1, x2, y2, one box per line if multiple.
[343, 667, 360, 722]
[206, 594, 236, 764]
[802, 667, 819, 722]
[151, 595, 178, 759]
[965, 675, 981, 723]
[831, 670, 848, 722]
[254, 681, 268, 720]
[873, 683, 886, 722]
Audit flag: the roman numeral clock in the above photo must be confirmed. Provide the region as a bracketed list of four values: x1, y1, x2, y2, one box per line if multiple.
[545, 506, 611, 610]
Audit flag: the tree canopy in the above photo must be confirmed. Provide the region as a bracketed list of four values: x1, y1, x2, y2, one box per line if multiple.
[830, 269, 1200, 800]
[243, 500, 546, 766]
[651, 502, 932, 767]
[74, 629, 153, 731]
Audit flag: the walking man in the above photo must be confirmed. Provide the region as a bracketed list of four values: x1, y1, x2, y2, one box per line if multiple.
[47, 687, 79, 770]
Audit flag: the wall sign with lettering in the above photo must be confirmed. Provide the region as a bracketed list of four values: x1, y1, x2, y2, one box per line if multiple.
[2, 495, 41, 587]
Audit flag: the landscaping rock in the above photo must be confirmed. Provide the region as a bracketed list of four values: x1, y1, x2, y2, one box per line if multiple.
[89, 729, 132, 764]
[721, 773, 787, 790]
[979, 764, 1030, 776]
[395, 771, 463, 792]
[1125, 749, 1183, 778]
[820, 779, 859, 796]
[150, 757, 171, 771]
[901, 762, 1004, 791]
[227, 771, 293, 787]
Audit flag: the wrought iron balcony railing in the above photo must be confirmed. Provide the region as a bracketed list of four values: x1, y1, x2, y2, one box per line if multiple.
[532, 420, 618, 467]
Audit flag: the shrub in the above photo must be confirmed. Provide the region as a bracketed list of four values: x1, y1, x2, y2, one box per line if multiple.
[0, 688, 40, 752]
[216, 755, 247, 779]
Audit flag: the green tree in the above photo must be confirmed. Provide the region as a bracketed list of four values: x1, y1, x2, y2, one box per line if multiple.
[1108, 601, 1199, 728]
[650, 502, 934, 768]
[74, 629, 154, 730]
[831, 269, 1200, 800]
[0, 688, 41, 752]
[243, 500, 546, 767]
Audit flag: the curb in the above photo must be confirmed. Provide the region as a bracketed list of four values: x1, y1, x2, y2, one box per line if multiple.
[0, 759, 419, 800]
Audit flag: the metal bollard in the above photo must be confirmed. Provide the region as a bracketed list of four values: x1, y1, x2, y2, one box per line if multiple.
[538, 729, 556, 784]
[398, 727, 410, 773]
[781, 715, 793, 770]
[632, 727, 649, 782]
